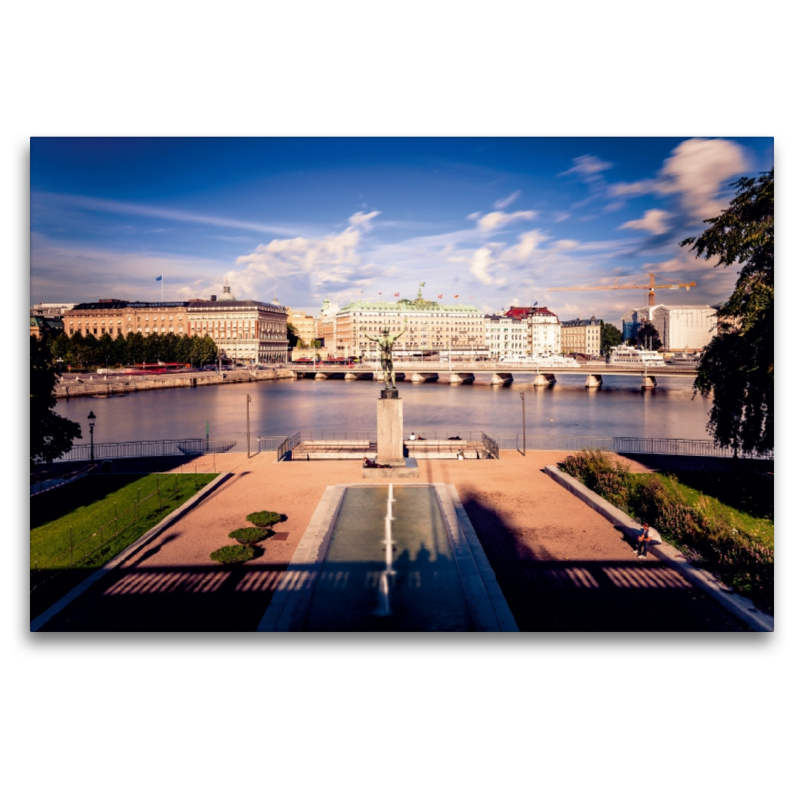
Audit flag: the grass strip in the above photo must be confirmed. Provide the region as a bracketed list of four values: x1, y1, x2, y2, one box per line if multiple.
[31, 473, 217, 573]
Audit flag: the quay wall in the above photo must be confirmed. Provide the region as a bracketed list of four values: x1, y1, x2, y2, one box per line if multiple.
[55, 369, 296, 398]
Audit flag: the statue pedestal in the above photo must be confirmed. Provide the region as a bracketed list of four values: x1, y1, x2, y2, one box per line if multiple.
[377, 397, 405, 466]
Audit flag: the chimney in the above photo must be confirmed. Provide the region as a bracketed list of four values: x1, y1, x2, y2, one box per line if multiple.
[210, 294, 217, 301]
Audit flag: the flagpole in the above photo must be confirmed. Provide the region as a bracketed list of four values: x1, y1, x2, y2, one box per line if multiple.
[162, 276, 164, 302]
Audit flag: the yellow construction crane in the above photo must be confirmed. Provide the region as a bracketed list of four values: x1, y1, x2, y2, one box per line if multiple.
[547, 272, 696, 307]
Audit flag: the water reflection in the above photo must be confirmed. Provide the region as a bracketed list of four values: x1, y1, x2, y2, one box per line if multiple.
[56, 373, 713, 443]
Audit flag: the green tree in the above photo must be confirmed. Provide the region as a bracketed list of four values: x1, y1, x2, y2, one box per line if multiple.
[600, 321, 622, 355]
[287, 322, 301, 349]
[30, 336, 82, 465]
[680, 169, 773, 454]
[636, 320, 662, 351]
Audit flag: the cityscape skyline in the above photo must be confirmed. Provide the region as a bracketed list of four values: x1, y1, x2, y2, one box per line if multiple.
[31, 137, 773, 322]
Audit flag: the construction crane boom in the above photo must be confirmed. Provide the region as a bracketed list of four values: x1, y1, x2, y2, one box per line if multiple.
[547, 272, 696, 306]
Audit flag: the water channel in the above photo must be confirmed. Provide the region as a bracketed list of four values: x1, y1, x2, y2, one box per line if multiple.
[55, 373, 714, 444]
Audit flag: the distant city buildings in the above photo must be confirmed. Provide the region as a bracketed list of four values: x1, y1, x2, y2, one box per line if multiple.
[504, 306, 562, 356]
[285, 308, 316, 347]
[484, 314, 528, 360]
[63, 300, 189, 338]
[186, 283, 289, 365]
[59, 283, 289, 365]
[31, 302, 76, 320]
[560, 316, 602, 357]
[330, 289, 486, 359]
[621, 304, 717, 352]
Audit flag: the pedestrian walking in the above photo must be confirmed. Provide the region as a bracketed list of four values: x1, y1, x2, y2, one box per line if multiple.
[637, 522, 651, 559]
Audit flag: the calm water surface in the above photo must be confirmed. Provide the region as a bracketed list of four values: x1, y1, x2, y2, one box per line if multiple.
[56, 374, 714, 444]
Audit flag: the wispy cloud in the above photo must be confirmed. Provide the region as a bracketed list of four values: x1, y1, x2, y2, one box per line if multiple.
[558, 155, 614, 181]
[609, 138, 749, 222]
[32, 192, 319, 238]
[475, 209, 537, 232]
[619, 209, 672, 236]
[493, 190, 521, 210]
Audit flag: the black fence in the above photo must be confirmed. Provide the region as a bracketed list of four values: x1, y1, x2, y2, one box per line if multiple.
[55, 438, 238, 462]
[493, 434, 772, 460]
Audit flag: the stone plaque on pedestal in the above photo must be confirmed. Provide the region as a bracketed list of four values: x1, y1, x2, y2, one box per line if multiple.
[377, 397, 405, 466]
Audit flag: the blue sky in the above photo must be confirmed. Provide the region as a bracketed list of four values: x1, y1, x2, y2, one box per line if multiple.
[30, 136, 773, 324]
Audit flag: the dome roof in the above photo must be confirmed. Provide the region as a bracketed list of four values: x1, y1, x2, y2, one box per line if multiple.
[220, 283, 236, 302]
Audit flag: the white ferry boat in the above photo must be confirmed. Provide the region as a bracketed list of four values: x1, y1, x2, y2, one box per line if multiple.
[607, 345, 665, 366]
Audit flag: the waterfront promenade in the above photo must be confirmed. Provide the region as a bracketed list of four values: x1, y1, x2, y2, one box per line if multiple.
[36, 450, 747, 632]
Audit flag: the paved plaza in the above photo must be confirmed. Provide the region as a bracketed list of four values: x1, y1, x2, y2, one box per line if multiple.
[37, 450, 748, 632]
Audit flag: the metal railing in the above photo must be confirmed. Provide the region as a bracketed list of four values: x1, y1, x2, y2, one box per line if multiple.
[50, 433, 773, 464]
[55, 438, 239, 462]
[493, 434, 772, 460]
[277, 432, 302, 461]
[482, 432, 500, 460]
[256, 435, 291, 453]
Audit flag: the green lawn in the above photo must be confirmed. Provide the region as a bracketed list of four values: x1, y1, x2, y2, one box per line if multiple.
[31, 472, 217, 572]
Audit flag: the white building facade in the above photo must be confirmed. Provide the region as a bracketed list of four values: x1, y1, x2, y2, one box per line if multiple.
[622, 304, 717, 352]
[333, 289, 486, 359]
[485, 314, 529, 360]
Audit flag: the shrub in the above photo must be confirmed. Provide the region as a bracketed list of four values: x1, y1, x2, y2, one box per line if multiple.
[560, 449, 628, 490]
[228, 527, 271, 545]
[210, 545, 255, 564]
[246, 510, 282, 528]
[558, 450, 774, 614]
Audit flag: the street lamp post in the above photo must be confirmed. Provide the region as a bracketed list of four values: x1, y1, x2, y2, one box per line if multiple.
[519, 392, 526, 456]
[87, 410, 96, 464]
[246, 393, 252, 458]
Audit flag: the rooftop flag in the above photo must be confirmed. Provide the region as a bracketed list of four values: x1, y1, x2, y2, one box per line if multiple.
[394, 292, 400, 297]
[453, 294, 459, 298]
[156, 275, 162, 281]
[437, 294, 443, 298]
[420, 282, 426, 287]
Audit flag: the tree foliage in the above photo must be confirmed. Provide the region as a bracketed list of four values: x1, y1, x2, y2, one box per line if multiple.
[680, 169, 773, 454]
[636, 321, 662, 351]
[600, 321, 622, 355]
[31, 336, 82, 465]
[46, 332, 218, 369]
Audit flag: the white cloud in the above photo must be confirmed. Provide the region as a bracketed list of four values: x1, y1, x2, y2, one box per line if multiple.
[619, 209, 672, 235]
[493, 190, 521, 210]
[470, 245, 495, 285]
[609, 138, 749, 223]
[466, 211, 481, 221]
[656, 138, 749, 220]
[476, 209, 537, 232]
[558, 155, 614, 179]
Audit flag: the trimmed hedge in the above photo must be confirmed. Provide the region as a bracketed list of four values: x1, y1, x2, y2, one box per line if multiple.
[210, 545, 255, 564]
[228, 527, 271, 545]
[246, 510, 282, 528]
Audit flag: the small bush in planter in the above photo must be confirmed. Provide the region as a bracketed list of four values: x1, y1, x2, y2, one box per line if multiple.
[246, 511, 282, 528]
[210, 545, 255, 564]
[228, 527, 271, 545]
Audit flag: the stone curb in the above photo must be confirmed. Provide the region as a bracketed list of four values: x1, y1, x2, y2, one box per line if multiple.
[30, 472, 233, 632]
[544, 465, 774, 633]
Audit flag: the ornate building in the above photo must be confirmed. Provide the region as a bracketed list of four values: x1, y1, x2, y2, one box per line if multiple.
[63, 300, 189, 339]
[333, 289, 486, 359]
[186, 283, 289, 365]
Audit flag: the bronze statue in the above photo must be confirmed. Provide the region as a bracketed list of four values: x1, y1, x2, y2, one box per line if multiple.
[362, 318, 407, 393]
